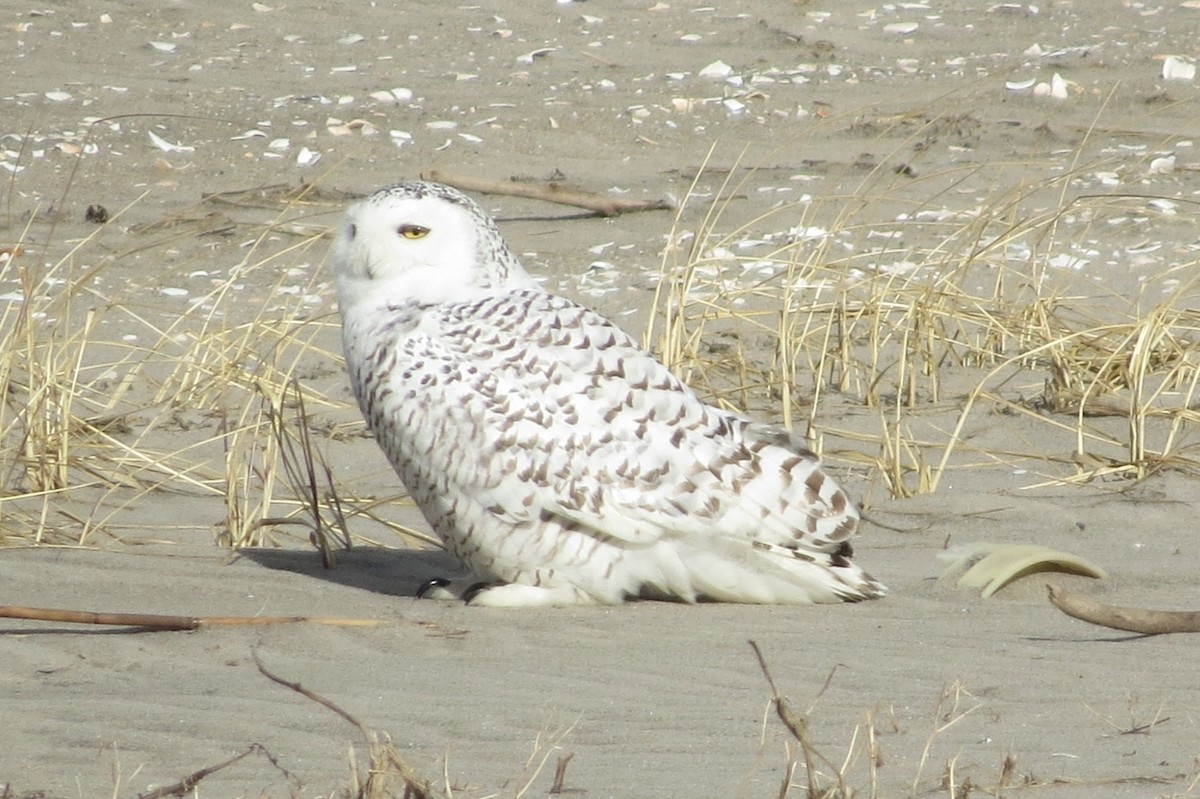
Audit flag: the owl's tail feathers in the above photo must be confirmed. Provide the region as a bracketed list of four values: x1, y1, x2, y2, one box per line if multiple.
[665, 538, 887, 605]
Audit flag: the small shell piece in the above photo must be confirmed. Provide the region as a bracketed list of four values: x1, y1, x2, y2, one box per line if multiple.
[1032, 72, 1069, 99]
[698, 60, 733, 79]
[1162, 56, 1196, 82]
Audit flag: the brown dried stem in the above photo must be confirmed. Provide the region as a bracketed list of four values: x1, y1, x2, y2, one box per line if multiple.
[1046, 585, 1200, 635]
[419, 169, 673, 216]
[0, 604, 384, 630]
[749, 639, 851, 798]
[135, 744, 292, 799]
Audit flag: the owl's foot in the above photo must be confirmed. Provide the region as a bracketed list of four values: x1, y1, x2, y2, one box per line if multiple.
[415, 578, 498, 601]
[416, 578, 597, 607]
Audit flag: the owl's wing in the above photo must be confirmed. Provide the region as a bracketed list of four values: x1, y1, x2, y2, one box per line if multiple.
[409, 290, 860, 557]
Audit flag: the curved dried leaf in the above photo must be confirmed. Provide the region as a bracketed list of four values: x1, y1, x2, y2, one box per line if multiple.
[938, 542, 1107, 598]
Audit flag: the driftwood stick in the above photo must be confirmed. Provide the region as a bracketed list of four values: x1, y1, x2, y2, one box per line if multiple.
[1046, 586, 1200, 635]
[419, 169, 673, 217]
[0, 604, 384, 631]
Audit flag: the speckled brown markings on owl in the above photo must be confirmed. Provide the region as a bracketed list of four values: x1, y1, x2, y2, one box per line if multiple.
[333, 180, 886, 607]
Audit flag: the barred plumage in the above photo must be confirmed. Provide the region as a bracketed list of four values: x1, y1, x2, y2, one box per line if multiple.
[333, 181, 886, 607]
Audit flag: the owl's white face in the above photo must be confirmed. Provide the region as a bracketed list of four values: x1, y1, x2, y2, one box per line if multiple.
[332, 182, 532, 309]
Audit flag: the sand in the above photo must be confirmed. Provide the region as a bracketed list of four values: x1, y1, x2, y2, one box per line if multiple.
[3, 1, 1200, 797]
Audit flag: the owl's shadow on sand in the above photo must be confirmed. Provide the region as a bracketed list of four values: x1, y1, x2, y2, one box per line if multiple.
[237, 546, 462, 598]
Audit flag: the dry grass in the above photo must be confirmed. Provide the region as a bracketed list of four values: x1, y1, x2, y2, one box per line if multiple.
[746, 642, 1200, 799]
[0, 171, 431, 551]
[646, 150, 1200, 501]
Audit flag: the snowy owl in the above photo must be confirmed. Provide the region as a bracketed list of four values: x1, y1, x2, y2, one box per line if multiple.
[333, 180, 886, 607]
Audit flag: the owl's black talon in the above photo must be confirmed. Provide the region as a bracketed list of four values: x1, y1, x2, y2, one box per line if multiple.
[462, 581, 502, 603]
[416, 578, 451, 599]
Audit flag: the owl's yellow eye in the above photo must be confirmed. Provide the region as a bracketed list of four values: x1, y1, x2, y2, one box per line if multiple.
[398, 225, 430, 240]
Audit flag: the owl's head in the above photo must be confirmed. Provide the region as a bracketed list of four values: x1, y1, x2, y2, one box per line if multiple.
[332, 181, 534, 309]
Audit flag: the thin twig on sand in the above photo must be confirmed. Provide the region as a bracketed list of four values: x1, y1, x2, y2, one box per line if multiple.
[253, 648, 442, 799]
[135, 744, 293, 799]
[1047, 585, 1200, 635]
[419, 169, 673, 216]
[0, 604, 384, 631]
[749, 639, 850, 798]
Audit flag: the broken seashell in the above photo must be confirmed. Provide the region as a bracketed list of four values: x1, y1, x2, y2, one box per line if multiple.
[516, 47, 556, 65]
[148, 130, 195, 153]
[1033, 72, 1068, 99]
[1162, 56, 1196, 81]
[698, 60, 733, 79]
[1148, 155, 1175, 174]
[371, 87, 413, 104]
[938, 542, 1106, 598]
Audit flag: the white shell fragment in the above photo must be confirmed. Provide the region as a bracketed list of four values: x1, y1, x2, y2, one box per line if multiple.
[327, 118, 378, 136]
[883, 22, 919, 34]
[517, 47, 556, 65]
[938, 542, 1107, 598]
[371, 87, 413, 104]
[1148, 156, 1176, 175]
[1033, 72, 1068, 99]
[296, 147, 321, 166]
[698, 60, 733, 79]
[1162, 56, 1196, 82]
[1004, 78, 1037, 91]
[147, 130, 195, 153]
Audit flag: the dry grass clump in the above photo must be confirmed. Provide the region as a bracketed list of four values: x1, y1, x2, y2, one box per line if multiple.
[751, 640, 1007, 799]
[0, 176, 430, 551]
[647, 156, 1200, 499]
